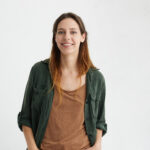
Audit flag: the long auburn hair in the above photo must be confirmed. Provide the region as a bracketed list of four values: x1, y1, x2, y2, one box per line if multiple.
[47, 12, 98, 108]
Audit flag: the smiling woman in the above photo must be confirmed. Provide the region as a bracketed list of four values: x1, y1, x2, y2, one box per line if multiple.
[17, 12, 107, 150]
[55, 18, 86, 56]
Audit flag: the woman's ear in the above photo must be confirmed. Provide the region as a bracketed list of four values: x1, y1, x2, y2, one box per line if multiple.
[55, 35, 57, 43]
[81, 32, 86, 43]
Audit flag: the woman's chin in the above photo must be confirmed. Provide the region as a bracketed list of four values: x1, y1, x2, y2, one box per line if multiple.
[61, 49, 78, 56]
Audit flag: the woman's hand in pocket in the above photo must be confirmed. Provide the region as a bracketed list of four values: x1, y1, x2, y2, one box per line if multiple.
[85, 143, 101, 150]
[28, 147, 39, 150]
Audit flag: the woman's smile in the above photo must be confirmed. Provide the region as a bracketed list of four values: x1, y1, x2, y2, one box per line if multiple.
[61, 43, 74, 48]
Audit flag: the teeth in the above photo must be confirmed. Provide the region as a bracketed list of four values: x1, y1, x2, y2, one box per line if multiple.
[63, 44, 72, 46]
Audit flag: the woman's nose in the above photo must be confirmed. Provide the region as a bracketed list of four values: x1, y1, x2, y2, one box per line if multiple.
[64, 32, 71, 40]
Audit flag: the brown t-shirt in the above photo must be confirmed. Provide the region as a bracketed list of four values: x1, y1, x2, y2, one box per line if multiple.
[40, 83, 91, 150]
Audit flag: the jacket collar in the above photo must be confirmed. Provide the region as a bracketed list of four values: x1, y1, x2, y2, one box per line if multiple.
[41, 58, 96, 78]
[41, 58, 97, 102]
[42, 58, 98, 72]
[42, 58, 49, 64]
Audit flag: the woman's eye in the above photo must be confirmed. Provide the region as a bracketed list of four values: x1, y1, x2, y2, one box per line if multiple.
[57, 31, 77, 34]
[58, 31, 64, 34]
[71, 31, 77, 34]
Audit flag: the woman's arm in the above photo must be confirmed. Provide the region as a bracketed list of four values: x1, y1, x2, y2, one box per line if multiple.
[85, 129, 102, 150]
[94, 129, 102, 146]
[17, 66, 39, 150]
[22, 125, 39, 150]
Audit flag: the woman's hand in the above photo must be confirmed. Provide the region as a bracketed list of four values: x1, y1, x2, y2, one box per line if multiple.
[28, 147, 39, 150]
[85, 143, 101, 150]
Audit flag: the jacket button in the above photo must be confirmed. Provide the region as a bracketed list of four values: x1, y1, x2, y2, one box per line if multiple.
[85, 100, 88, 104]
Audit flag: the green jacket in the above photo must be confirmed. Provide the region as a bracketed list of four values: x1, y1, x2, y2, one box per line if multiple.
[17, 58, 107, 149]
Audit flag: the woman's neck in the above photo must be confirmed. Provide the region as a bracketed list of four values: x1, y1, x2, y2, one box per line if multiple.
[60, 54, 78, 73]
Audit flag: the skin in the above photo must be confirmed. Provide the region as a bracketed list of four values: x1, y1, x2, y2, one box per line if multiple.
[55, 18, 86, 90]
[23, 18, 102, 150]
[55, 18, 86, 73]
[55, 18, 102, 150]
[85, 129, 102, 150]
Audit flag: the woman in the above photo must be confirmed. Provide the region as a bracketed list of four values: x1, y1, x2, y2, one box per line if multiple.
[17, 12, 107, 150]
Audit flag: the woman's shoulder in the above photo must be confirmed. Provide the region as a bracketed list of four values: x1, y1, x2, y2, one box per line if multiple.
[90, 67, 105, 83]
[31, 58, 49, 71]
[28, 58, 50, 79]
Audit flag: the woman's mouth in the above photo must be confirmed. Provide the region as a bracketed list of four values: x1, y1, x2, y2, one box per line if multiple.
[61, 43, 74, 48]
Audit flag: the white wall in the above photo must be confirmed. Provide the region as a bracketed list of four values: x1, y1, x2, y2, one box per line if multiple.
[0, 0, 150, 149]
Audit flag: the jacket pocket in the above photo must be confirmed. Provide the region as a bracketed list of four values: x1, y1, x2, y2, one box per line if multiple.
[31, 87, 46, 113]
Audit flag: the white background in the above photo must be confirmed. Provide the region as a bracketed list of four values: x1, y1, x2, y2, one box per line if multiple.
[0, 0, 150, 149]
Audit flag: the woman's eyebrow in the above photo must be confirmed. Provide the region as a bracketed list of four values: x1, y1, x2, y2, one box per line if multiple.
[57, 28, 77, 30]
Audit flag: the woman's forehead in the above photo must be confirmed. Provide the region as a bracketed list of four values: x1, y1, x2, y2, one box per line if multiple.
[57, 27, 78, 30]
[57, 18, 79, 30]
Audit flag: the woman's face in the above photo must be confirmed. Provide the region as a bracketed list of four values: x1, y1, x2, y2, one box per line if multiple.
[55, 18, 85, 56]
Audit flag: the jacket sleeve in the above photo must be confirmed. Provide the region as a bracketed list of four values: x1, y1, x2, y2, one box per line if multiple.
[17, 66, 34, 131]
[96, 73, 107, 136]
